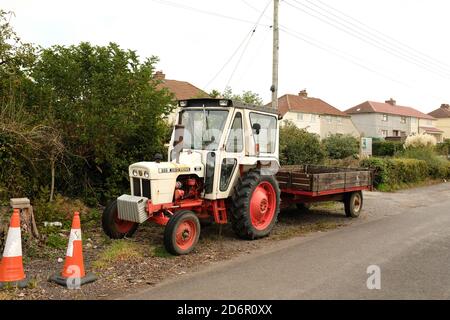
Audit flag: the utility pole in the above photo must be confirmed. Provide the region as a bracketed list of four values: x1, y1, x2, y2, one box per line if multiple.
[271, 0, 279, 110]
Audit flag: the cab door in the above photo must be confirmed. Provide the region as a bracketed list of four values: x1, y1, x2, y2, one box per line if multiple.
[216, 110, 245, 199]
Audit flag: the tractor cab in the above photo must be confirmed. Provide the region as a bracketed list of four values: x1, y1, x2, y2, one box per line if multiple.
[168, 99, 280, 200]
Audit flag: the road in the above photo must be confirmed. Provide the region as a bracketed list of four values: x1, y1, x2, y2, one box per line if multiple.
[123, 182, 450, 300]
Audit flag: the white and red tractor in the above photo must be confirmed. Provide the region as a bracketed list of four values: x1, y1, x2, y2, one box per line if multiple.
[102, 98, 282, 255]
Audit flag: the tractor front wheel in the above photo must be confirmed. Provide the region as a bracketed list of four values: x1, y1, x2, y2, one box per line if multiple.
[102, 200, 139, 239]
[164, 210, 201, 255]
[230, 169, 280, 240]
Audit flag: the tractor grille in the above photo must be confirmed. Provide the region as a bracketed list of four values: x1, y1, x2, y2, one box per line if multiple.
[117, 195, 149, 223]
[132, 178, 151, 198]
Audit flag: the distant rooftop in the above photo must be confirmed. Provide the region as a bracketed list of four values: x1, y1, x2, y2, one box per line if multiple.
[154, 71, 209, 100]
[428, 104, 450, 119]
[271, 89, 349, 117]
[346, 99, 435, 120]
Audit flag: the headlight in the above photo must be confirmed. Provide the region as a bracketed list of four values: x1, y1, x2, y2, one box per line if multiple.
[144, 171, 149, 178]
[132, 170, 138, 177]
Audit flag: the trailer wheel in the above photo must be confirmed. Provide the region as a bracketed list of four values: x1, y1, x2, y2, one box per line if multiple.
[164, 210, 201, 255]
[230, 169, 280, 240]
[102, 200, 139, 239]
[344, 191, 363, 218]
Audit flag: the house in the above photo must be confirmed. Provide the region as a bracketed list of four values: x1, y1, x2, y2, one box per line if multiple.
[154, 71, 209, 123]
[345, 99, 443, 142]
[275, 90, 359, 139]
[428, 104, 450, 140]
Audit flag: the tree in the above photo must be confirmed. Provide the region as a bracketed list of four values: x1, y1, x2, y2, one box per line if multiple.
[28, 42, 175, 203]
[210, 87, 263, 106]
[279, 120, 325, 165]
[322, 134, 359, 159]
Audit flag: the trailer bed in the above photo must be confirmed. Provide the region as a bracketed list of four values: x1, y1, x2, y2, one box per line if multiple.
[277, 165, 373, 197]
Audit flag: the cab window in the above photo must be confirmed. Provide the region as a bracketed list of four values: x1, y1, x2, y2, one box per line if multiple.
[250, 112, 277, 154]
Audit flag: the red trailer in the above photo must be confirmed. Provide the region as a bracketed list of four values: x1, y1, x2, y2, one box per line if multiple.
[277, 165, 373, 217]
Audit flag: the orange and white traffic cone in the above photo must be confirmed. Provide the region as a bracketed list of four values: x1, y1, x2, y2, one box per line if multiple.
[49, 212, 96, 288]
[0, 209, 29, 289]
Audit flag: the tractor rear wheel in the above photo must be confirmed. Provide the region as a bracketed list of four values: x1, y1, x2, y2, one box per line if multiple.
[164, 210, 201, 255]
[230, 169, 280, 240]
[102, 200, 139, 239]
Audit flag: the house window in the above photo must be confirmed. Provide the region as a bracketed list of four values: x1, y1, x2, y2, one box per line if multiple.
[297, 113, 304, 121]
[336, 117, 342, 124]
[393, 130, 400, 137]
[400, 117, 407, 124]
[326, 116, 332, 124]
[381, 130, 388, 137]
[311, 114, 316, 123]
[382, 114, 388, 122]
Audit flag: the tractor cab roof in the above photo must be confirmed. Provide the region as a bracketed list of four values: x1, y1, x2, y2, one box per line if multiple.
[178, 98, 280, 116]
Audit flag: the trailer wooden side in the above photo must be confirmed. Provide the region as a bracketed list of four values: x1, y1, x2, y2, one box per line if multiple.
[277, 165, 373, 194]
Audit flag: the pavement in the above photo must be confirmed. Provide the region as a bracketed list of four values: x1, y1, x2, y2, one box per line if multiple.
[122, 182, 450, 300]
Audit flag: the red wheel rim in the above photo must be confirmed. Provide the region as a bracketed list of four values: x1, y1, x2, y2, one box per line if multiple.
[176, 219, 197, 250]
[250, 181, 276, 230]
[114, 210, 135, 234]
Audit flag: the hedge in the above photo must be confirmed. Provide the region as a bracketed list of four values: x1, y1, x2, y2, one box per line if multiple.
[372, 140, 403, 157]
[360, 157, 429, 189]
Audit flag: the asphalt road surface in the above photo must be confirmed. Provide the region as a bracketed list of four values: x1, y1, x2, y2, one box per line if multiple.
[123, 183, 450, 300]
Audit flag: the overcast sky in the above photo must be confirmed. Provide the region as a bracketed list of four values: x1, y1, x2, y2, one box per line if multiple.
[3, 0, 450, 113]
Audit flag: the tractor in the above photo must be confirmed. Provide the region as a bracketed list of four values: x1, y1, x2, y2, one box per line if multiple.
[102, 98, 282, 255]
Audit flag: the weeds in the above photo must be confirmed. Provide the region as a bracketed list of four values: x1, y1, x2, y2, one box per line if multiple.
[92, 240, 143, 270]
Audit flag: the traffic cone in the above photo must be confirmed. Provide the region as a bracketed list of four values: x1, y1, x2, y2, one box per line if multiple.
[0, 209, 29, 289]
[49, 212, 96, 288]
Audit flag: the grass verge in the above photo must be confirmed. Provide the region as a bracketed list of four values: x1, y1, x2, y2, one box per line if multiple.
[92, 240, 143, 270]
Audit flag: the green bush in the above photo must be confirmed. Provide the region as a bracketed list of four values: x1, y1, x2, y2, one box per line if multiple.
[279, 121, 326, 165]
[360, 157, 428, 189]
[436, 140, 450, 156]
[386, 158, 428, 185]
[397, 147, 448, 179]
[322, 134, 359, 159]
[360, 157, 388, 186]
[372, 140, 403, 157]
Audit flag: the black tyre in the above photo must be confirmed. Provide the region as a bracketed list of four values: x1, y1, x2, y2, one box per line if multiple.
[102, 200, 139, 239]
[230, 169, 281, 240]
[344, 191, 363, 218]
[164, 210, 201, 255]
[296, 203, 312, 212]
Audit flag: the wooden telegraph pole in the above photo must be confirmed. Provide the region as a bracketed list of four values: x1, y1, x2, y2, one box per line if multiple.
[271, 0, 279, 111]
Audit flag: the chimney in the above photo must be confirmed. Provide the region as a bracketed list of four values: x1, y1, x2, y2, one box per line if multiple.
[154, 71, 166, 81]
[299, 89, 308, 98]
[441, 103, 450, 110]
[385, 98, 396, 106]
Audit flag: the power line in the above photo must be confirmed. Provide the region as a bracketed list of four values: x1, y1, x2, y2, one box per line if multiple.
[285, 0, 450, 80]
[225, 0, 272, 89]
[313, 0, 450, 71]
[280, 26, 447, 102]
[152, 0, 270, 27]
[304, 0, 450, 75]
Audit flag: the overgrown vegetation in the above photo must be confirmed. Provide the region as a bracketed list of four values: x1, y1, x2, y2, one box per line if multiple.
[322, 134, 359, 159]
[372, 140, 403, 157]
[0, 11, 174, 213]
[279, 121, 326, 165]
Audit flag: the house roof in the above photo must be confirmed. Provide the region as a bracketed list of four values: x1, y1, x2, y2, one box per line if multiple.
[346, 101, 435, 120]
[154, 71, 209, 100]
[274, 93, 350, 117]
[428, 104, 450, 119]
[420, 126, 444, 133]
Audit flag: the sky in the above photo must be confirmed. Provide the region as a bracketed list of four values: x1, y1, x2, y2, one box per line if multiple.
[2, 0, 450, 113]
